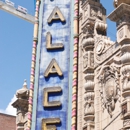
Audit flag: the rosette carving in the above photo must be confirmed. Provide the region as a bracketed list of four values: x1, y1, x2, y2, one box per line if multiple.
[97, 65, 120, 117]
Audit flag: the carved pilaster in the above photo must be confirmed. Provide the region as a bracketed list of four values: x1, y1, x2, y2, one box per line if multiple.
[79, 0, 106, 129]
[82, 34, 95, 129]
[108, 2, 130, 129]
[12, 80, 29, 130]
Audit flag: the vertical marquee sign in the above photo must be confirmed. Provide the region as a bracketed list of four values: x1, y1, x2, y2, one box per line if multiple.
[33, 0, 72, 130]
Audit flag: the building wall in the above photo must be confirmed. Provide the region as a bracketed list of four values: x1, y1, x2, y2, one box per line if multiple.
[0, 113, 16, 130]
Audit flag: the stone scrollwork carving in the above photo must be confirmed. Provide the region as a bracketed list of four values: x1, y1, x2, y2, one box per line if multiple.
[97, 65, 120, 117]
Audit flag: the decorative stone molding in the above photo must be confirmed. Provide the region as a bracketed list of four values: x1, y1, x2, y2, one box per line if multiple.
[83, 52, 94, 72]
[79, 0, 107, 129]
[82, 37, 94, 50]
[84, 74, 94, 91]
[97, 65, 120, 117]
[91, 7, 98, 18]
[84, 101, 95, 121]
[121, 53, 130, 65]
[108, 2, 130, 129]
[95, 37, 114, 55]
[108, 4, 130, 28]
[117, 25, 130, 43]
[84, 81, 94, 92]
[95, 36, 117, 64]
[82, 23, 94, 38]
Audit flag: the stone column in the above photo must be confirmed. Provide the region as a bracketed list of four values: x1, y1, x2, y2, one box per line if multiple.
[82, 31, 95, 130]
[79, 0, 106, 129]
[12, 80, 29, 130]
[108, 1, 130, 129]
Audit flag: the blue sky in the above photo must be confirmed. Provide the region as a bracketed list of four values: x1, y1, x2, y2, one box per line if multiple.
[0, 0, 116, 115]
[0, 0, 34, 114]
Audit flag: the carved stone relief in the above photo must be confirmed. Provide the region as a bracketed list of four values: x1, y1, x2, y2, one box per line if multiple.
[84, 6, 88, 19]
[83, 51, 94, 72]
[94, 36, 116, 64]
[97, 65, 120, 117]
[91, 7, 98, 18]
[121, 65, 130, 93]
[82, 23, 94, 38]
[84, 92, 95, 116]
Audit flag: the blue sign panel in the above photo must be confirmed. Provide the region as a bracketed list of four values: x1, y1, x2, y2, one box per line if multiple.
[35, 0, 71, 130]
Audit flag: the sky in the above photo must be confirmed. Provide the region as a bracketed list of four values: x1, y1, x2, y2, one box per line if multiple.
[0, 0, 116, 116]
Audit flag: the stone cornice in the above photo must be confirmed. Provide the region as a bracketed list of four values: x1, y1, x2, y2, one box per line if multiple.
[108, 3, 130, 22]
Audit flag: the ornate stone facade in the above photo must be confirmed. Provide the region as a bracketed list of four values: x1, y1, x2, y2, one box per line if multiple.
[78, 0, 130, 130]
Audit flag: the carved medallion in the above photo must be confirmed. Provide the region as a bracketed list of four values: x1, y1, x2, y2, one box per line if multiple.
[95, 36, 115, 64]
[95, 40, 105, 55]
[97, 65, 120, 117]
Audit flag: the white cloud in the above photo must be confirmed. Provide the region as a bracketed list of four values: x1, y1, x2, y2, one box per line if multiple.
[0, 95, 17, 116]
